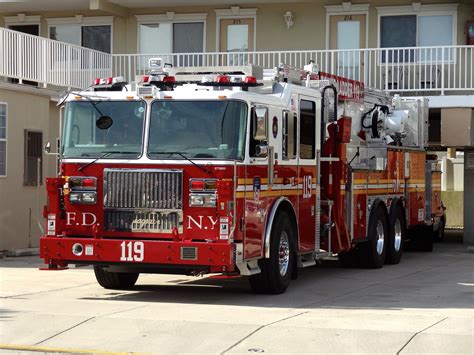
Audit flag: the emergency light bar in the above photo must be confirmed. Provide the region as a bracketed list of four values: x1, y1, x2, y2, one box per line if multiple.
[91, 76, 127, 91]
[199, 75, 262, 87]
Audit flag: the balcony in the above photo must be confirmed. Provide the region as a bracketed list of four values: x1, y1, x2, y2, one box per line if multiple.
[113, 47, 474, 95]
[0, 27, 111, 90]
[1, 27, 473, 95]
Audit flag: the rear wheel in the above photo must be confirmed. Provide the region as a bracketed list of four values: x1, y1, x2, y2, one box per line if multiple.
[358, 201, 388, 269]
[249, 212, 295, 294]
[386, 203, 405, 265]
[94, 266, 139, 290]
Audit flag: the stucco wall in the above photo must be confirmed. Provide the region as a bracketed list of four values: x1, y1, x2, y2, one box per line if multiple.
[0, 88, 59, 250]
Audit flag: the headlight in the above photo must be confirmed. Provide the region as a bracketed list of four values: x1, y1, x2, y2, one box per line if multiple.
[81, 192, 97, 204]
[69, 192, 82, 203]
[189, 193, 217, 207]
[69, 191, 97, 204]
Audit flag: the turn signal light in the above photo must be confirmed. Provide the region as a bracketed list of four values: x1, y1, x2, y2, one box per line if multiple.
[190, 180, 205, 191]
[67, 176, 97, 190]
[189, 179, 217, 191]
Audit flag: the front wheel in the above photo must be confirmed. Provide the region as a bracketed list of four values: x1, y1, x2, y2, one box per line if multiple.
[94, 266, 139, 290]
[249, 212, 295, 294]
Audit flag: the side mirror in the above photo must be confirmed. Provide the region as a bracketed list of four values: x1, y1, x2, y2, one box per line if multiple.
[44, 142, 51, 154]
[255, 142, 269, 158]
[44, 141, 59, 156]
[253, 106, 268, 140]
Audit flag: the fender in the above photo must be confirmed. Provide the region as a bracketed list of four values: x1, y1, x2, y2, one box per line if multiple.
[263, 196, 298, 259]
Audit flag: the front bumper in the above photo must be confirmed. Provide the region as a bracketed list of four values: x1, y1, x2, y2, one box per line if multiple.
[40, 237, 235, 273]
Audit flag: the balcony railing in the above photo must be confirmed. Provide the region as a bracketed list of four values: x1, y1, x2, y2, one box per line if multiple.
[113, 46, 474, 94]
[0, 26, 472, 95]
[0, 27, 111, 89]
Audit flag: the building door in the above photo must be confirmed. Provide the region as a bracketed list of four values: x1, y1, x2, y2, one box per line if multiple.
[329, 14, 366, 80]
[219, 18, 254, 65]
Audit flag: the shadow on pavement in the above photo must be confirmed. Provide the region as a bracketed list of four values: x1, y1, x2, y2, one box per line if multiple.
[78, 242, 474, 311]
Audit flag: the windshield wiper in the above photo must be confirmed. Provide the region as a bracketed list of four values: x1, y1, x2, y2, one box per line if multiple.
[151, 151, 212, 175]
[78, 151, 138, 172]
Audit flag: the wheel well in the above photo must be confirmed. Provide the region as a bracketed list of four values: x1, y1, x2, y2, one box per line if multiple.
[264, 198, 298, 258]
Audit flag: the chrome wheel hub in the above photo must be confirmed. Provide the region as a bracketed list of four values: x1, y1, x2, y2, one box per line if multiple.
[394, 219, 402, 252]
[376, 220, 385, 255]
[279, 231, 290, 276]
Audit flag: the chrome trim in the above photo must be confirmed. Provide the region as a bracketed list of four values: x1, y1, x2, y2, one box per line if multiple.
[264, 196, 297, 259]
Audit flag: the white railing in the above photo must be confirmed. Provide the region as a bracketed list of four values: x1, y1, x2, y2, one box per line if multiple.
[0, 27, 112, 90]
[113, 46, 474, 94]
[1, 26, 472, 95]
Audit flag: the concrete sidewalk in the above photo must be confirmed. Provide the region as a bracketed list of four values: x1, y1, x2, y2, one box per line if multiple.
[0, 242, 473, 354]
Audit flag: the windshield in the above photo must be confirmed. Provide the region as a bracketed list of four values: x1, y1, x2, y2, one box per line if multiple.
[62, 100, 145, 158]
[148, 100, 247, 160]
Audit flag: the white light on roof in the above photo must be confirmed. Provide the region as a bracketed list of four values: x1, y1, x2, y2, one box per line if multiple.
[149, 58, 163, 69]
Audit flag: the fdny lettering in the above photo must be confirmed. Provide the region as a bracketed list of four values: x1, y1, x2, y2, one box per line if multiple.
[187, 216, 219, 230]
[66, 212, 97, 226]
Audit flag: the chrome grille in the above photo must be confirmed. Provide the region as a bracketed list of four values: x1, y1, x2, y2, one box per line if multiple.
[103, 169, 183, 209]
[104, 210, 183, 233]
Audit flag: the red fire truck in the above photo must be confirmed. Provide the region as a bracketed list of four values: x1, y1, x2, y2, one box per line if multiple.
[40, 59, 444, 294]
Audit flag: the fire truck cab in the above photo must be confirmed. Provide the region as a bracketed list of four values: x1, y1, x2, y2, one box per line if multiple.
[40, 59, 444, 294]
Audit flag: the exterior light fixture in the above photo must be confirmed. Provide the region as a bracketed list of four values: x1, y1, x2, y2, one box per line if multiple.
[283, 11, 294, 29]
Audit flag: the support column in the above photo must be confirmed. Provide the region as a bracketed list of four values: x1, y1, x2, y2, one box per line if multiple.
[464, 150, 474, 245]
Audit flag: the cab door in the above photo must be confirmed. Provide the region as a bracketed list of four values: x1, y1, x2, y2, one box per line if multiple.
[244, 105, 270, 259]
[297, 97, 318, 252]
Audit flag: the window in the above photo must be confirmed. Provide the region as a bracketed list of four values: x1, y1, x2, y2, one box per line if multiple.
[299, 100, 316, 160]
[24, 130, 42, 186]
[0, 103, 6, 177]
[47, 17, 113, 53]
[378, 4, 457, 63]
[136, 14, 206, 66]
[282, 111, 296, 160]
[148, 100, 247, 161]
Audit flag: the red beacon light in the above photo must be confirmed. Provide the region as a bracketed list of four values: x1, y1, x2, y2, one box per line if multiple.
[93, 78, 101, 85]
[142, 75, 151, 83]
[163, 75, 176, 84]
[105, 77, 113, 85]
[216, 75, 230, 84]
[244, 76, 257, 84]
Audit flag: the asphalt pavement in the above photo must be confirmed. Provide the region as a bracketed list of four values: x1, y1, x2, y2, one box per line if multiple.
[0, 241, 473, 354]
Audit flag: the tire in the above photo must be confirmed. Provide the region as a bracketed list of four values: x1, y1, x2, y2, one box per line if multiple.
[386, 203, 405, 265]
[433, 218, 445, 242]
[249, 212, 295, 294]
[358, 201, 388, 269]
[94, 266, 139, 290]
